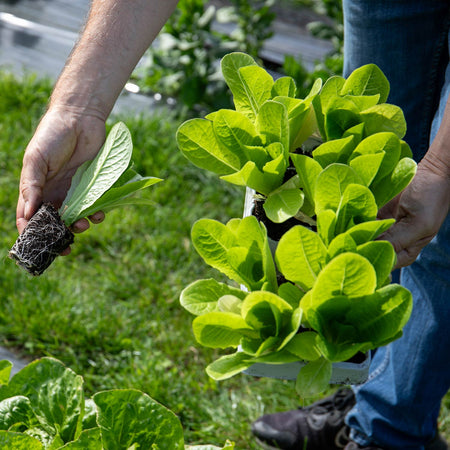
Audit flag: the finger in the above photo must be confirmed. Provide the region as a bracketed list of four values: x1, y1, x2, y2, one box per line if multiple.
[61, 247, 72, 256]
[17, 152, 47, 233]
[71, 218, 90, 233]
[16, 190, 41, 234]
[394, 239, 431, 268]
[88, 211, 105, 224]
[16, 214, 28, 235]
[383, 223, 434, 268]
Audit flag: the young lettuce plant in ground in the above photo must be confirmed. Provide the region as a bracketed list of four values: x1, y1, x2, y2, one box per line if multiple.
[180, 215, 412, 396]
[9, 122, 162, 276]
[176, 52, 416, 233]
[0, 358, 234, 450]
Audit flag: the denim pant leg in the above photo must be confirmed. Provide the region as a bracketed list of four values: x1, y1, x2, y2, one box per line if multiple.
[342, 1, 450, 448]
[342, 0, 450, 161]
[347, 216, 450, 449]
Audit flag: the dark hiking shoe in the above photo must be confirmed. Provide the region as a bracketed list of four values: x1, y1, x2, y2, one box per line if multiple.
[251, 388, 355, 450]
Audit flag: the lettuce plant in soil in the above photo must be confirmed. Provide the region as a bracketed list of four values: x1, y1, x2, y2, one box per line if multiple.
[176, 52, 417, 238]
[9, 122, 162, 276]
[0, 358, 234, 450]
[177, 53, 416, 396]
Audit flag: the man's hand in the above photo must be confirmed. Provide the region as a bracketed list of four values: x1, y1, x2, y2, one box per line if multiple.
[16, 0, 180, 249]
[378, 157, 450, 268]
[17, 107, 107, 251]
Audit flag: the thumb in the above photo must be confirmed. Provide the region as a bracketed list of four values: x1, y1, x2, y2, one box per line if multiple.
[377, 194, 400, 220]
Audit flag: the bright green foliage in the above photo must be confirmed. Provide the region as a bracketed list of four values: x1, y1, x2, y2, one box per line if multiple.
[60, 122, 162, 226]
[276, 229, 412, 364]
[178, 52, 415, 397]
[181, 215, 412, 394]
[0, 358, 233, 450]
[0, 358, 84, 444]
[177, 52, 319, 220]
[191, 216, 277, 292]
[0, 362, 12, 386]
[94, 389, 184, 449]
[177, 53, 416, 227]
[275, 225, 327, 291]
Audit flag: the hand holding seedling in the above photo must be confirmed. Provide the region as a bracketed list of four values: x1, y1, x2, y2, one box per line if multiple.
[17, 108, 107, 243]
[15, 0, 180, 259]
[11, 122, 162, 275]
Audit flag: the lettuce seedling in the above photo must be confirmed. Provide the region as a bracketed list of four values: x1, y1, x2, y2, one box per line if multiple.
[180, 216, 412, 393]
[276, 226, 412, 364]
[177, 53, 417, 229]
[177, 52, 321, 224]
[9, 122, 162, 276]
[177, 52, 416, 395]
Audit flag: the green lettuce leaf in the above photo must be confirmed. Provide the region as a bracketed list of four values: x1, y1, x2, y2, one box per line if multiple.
[58, 428, 102, 449]
[193, 312, 257, 349]
[276, 225, 327, 290]
[206, 353, 253, 381]
[0, 358, 84, 444]
[0, 431, 43, 449]
[295, 358, 332, 397]
[93, 389, 184, 450]
[221, 53, 274, 121]
[60, 123, 133, 225]
[340, 63, 390, 103]
[180, 279, 246, 316]
[177, 118, 241, 174]
[0, 361, 12, 386]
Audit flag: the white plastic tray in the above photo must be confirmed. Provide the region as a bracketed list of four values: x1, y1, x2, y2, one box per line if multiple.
[243, 353, 371, 385]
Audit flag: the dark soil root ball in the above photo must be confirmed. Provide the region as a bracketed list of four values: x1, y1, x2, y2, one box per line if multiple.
[252, 197, 317, 242]
[9, 203, 74, 276]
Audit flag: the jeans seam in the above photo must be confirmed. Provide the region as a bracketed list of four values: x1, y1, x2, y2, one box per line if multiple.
[366, 345, 391, 383]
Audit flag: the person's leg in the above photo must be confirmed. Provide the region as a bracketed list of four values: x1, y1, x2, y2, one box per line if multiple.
[252, 2, 450, 449]
[347, 217, 450, 449]
[343, 0, 450, 162]
[343, 1, 450, 448]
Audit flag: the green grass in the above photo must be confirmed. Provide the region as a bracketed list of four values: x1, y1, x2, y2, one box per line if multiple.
[0, 71, 448, 447]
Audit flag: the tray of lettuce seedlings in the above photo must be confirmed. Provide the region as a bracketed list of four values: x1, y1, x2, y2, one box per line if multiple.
[177, 52, 415, 396]
[9, 122, 161, 276]
[242, 188, 371, 386]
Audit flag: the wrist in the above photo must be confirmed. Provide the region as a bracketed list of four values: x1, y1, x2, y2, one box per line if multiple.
[421, 145, 450, 180]
[49, 67, 114, 122]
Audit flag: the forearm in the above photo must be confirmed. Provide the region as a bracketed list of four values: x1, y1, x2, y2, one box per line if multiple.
[49, 0, 179, 120]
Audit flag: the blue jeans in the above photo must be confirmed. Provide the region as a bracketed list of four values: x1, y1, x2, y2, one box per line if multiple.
[342, 1, 450, 448]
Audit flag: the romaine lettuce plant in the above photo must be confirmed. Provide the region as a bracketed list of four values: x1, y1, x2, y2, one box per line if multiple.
[180, 215, 412, 396]
[0, 358, 234, 450]
[176, 53, 417, 228]
[9, 122, 162, 276]
[177, 52, 415, 396]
